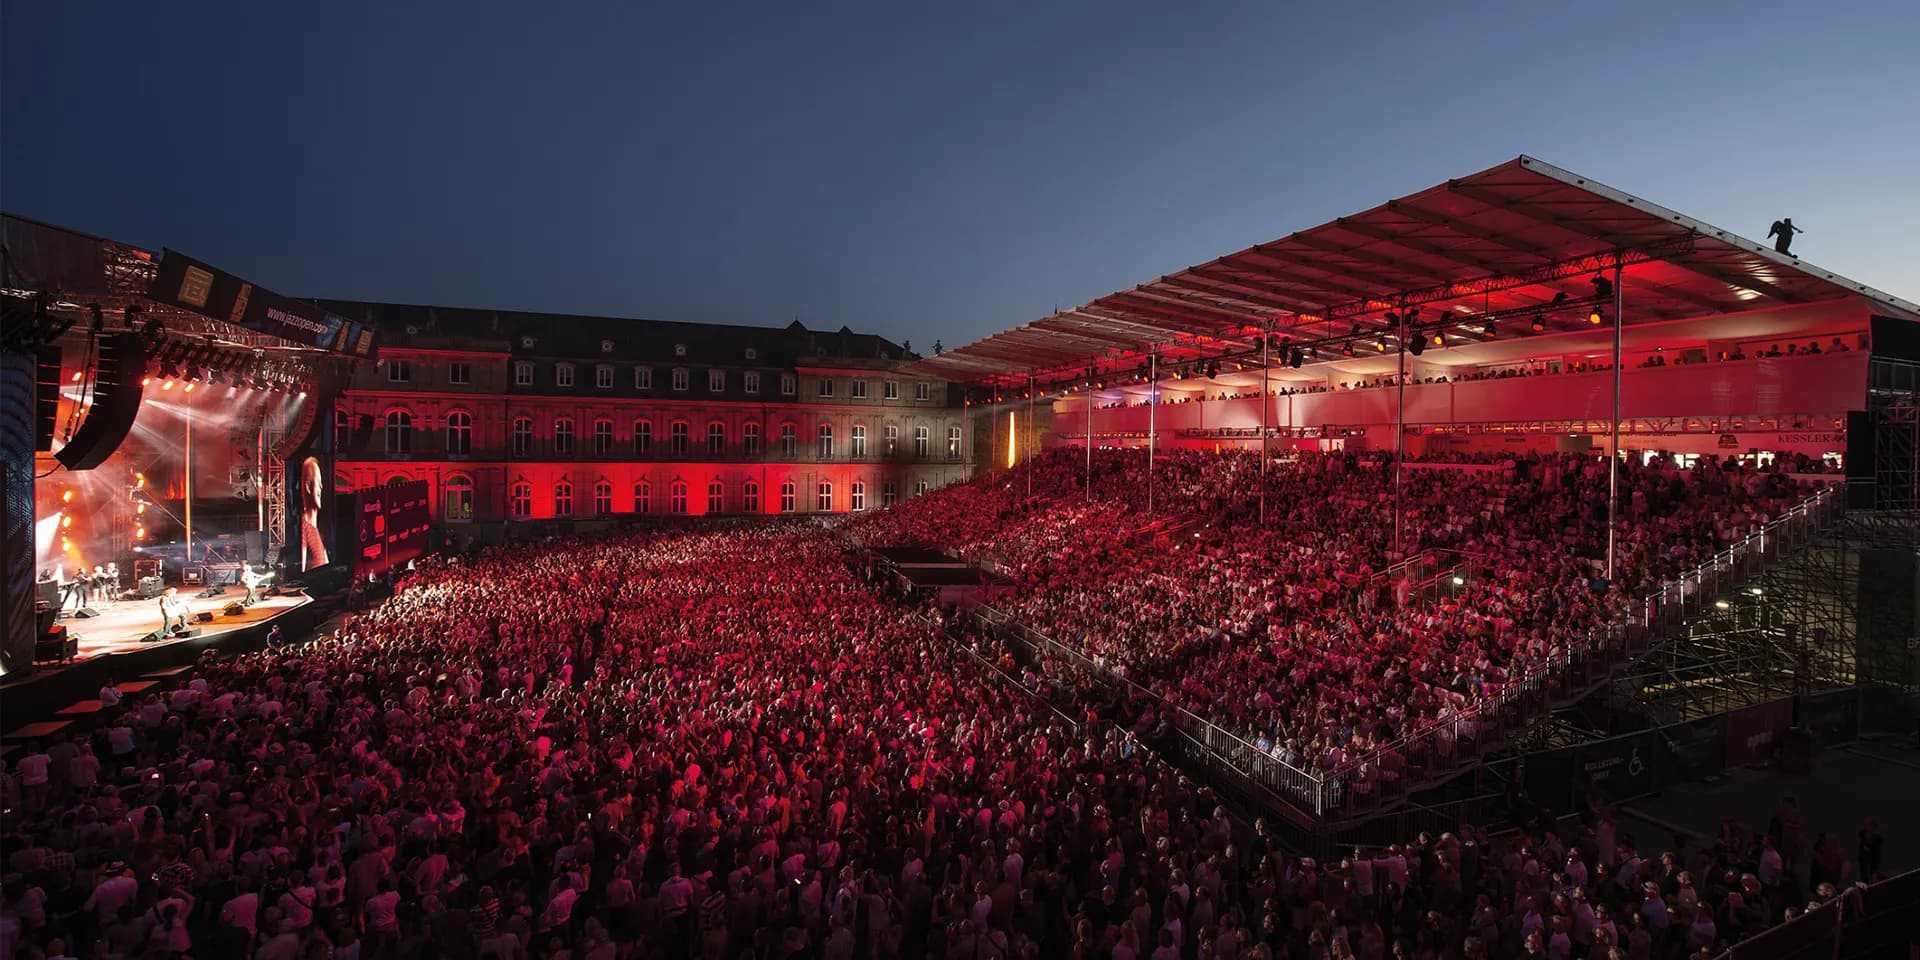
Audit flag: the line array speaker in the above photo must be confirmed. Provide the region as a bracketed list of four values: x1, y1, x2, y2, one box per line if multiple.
[34, 345, 62, 453]
[54, 332, 148, 471]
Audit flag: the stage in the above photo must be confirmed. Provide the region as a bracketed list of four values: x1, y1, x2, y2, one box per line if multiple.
[55, 590, 313, 662]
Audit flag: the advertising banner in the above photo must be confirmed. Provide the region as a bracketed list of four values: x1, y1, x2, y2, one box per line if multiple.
[1575, 730, 1658, 804]
[1802, 688, 1860, 745]
[1657, 714, 1729, 786]
[148, 249, 377, 358]
[1725, 697, 1794, 767]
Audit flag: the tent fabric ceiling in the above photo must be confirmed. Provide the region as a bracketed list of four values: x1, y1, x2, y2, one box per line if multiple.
[912, 156, 1918, 385]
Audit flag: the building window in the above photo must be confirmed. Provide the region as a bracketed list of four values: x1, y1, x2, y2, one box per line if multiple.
[556, 363, 575, 388]
[851, 424, 867, 458]
[851, 379, 868, 399]
[884, 381, 899, 400]
[385, 411, 412, 453]
[671, 368, 689, 392]
[780, 374, 796, 396]
[674, 343, 687, 357]
[592, 418, 614, 455]
[708, 369, 726, 392]
[743, 480, 760, 512]
[445, 411, 472, 455]
[555, 480, 573, 516]
[779, 481, 796, 513]
[670, 421, 689, 455]
[816, 482, 832, 512]
[669, 480, 689, 515]
[744, 371, 760, 394]
[914, 426, 929, 460]
[817, 424, 833, 460]
[594, 480, 613, 515]
[947, 426, 962, 459]
[334, 409, 351, 450]
[634, 480, 650, 514]
[743, 422, 761, 456]
[916, 479, 929, 496]
[511, 481, 532, 518]
[915, 381, 931, 401]
[448, 362, 471, 385]
[707, 420, 726, 456]
[884, 425, 898, 456]
[850, 481, 866, 511]
[387, 359, 411, 383]
[883, 481, 897, 508]
[554, 418, 575, 455]
[706, 480, 724, 513]
[512, 417, 533, 457]
[633, 419, 653, 455]
[817, 378, 835, 398]
[444, 475, 474, 522]
[744, 346, 758, 360]
[779, 423, 797, 458]
[514, 362, 533, 387]
[595, 365, 613, 389]
[635, 367, 652, 390]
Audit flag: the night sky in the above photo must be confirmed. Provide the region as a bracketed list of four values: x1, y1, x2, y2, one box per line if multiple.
[4, 1, 1915, 349]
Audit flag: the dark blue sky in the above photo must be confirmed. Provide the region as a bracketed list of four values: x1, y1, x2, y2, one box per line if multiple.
[4, 1, 1915, 348]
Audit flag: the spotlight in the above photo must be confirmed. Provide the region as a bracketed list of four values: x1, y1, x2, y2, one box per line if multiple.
[1342, 343, 1355, 357]
[1451, 576, 1465, 586]
[1531, 314, 1546, 333]
[135, 526, 147, 540]
[1714, 599, 1731, 610]
[1551, 292, 1569, 306]
[141, 376, 152, 386]
[1749, 587, 1764, 596]
[70, 371, 82, 382]
[62, 490, 74, 503]
[161, 379, 175, 391]
[1409, 335, 1426, 357]
[1431, 332, 1445, 346]
[1374, 339, 1386, 352]
[183, 382, 196, 393]
[1591, 274, 1614, 299]
[1589, 310, 1603, 325]
[1484, 320, 1497, 339]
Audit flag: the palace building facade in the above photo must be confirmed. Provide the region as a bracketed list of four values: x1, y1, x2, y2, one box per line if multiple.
[327, 302, 969, 537]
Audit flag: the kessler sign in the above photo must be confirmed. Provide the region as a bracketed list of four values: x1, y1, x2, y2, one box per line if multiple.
[147, 249, 377, 359]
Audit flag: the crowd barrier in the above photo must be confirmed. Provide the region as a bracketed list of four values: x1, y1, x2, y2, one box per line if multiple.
[977, 483, 1842, 817]
[1712, 869, 1919, 960]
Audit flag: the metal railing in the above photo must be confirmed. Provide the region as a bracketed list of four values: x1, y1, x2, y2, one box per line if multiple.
[975, 484, 1841, 817]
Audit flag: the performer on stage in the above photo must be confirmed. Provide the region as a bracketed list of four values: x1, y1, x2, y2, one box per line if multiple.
[241, 564, 269, 605]
[61, 567, 91, 611]
[158, 586, 189, 635]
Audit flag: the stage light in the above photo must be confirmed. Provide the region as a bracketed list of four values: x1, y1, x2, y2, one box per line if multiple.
[1591, 273, 1614, 299]
[1749, 586, 1764, 596]
[1589, 310, 1603, 325]
[137, 503, 146, 515]
[1714, 599, 1731, 610]
[62, 515, 73, 528]
[1374, 339, 1386, 352]
[1342, 343, 1355, 357]
[1431, 332, 1445, 346]
[1484, 320, 1497, 338]
[161, 379, 174, 391]
[1451, 576, 1465, 586]
[135, 472, 145, 488]
[1551, 292, 1569, 306]
[70, 370, 83, 382]
[63, 490, 74, 503]
[136, 526, 147, 539]
[1531, 314, 1546, 332]
[141, 376, 152, 386]
[183, 382, 196, 393]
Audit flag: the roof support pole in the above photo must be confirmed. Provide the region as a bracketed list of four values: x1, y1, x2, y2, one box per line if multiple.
[1394, 312, 1405, 559]
[1148, 345, 1158, 516]
[1608, 258, 1624, 582]
[1027, 374, 1035, 500]
[1260, 320, 1271, 527]
[1085, 382, 1094, 497]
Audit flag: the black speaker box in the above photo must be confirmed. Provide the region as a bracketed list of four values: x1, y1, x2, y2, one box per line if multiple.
[194, 611, 215, 623]
[177, 627, 202, 638]
[54, 332, 148, 471]
[141, 630, 165, 644]
[35, 345, 63, 453]
[223, 602, 245, 616]
[74, 606, 100, 618]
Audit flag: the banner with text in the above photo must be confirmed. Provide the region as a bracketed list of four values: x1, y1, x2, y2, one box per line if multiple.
[148, 249, 378, 358]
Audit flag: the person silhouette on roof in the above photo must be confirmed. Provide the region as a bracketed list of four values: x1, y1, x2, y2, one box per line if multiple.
[1767, 218, 1803, 256]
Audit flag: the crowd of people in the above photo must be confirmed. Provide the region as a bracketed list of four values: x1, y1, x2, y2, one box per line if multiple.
[851, 449, 1824, 799]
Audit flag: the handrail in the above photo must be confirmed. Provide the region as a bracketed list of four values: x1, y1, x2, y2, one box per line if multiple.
[976, 482, 1841, 816]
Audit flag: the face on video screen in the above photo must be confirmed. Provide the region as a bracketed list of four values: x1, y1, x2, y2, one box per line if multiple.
[300, 455, 329, 570]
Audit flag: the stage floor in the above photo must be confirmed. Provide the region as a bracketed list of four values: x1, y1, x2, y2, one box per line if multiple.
[57, 591, 312, 662]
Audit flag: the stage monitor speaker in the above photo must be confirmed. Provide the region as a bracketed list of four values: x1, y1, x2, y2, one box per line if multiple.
[36, 579, 60, 606]
[141, 630, 165, 644]
[73, 606, 100, 618]
[54, 332, 148, 471]
[193, 611, 215, 623]
[35, 345, 62, 453]
[222, 601, 245, 616]
[136, 575, 164, 599]
[177, 627, 202, 638]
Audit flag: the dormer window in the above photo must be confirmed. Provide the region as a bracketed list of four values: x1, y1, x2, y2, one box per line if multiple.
[744, 347, 758, 361]
[600, 339, 615, 353]
[674, 343, 688, 357]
